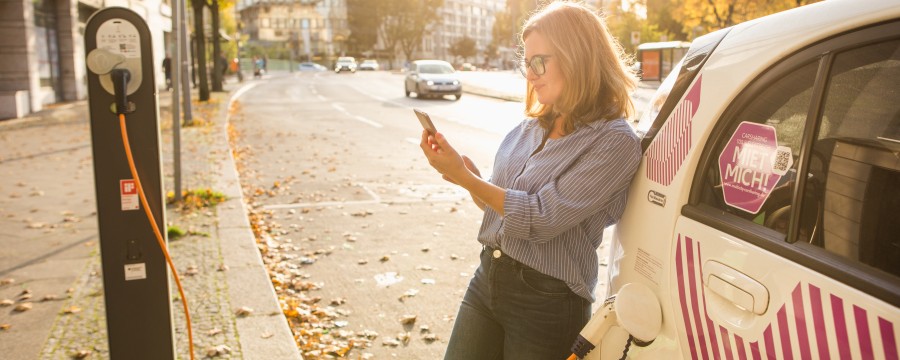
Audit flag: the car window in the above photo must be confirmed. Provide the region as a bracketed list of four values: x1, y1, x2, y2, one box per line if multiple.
[419, 64, 454, 74]
[697, 61, 819, 234]
[797, 39, 900, 277]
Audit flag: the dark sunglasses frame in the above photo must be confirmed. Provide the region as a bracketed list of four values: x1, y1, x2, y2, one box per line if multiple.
[519, 55, 552, 77]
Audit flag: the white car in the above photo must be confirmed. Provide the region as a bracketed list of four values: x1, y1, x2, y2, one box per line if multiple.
[298, 62, 327, 72]
[334, 56, 357, 73]
[586, 0, 900, 359]
[358, 59, 379, 71]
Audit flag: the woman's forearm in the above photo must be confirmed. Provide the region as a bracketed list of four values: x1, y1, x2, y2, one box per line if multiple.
[457, 172, 506, 216]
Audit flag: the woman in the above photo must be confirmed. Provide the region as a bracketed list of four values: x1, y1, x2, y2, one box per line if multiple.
[420, 1, 642, 359]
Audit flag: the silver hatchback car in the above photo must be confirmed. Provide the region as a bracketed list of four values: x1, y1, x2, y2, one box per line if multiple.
[404, 60, 462, 100]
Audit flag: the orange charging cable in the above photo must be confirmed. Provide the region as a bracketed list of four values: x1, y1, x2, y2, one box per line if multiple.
[119, 113, 195, 360]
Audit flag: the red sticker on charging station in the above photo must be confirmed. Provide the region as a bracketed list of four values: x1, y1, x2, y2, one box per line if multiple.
[120, 179, 139, 211]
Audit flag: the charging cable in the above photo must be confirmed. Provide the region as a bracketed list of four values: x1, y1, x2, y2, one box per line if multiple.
[117, 103, 195, 359]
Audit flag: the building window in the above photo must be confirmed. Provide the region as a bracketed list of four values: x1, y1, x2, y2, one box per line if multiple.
[33, 0, 61, 97]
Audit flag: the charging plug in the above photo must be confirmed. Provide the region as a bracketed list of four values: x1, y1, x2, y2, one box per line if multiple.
[110, 68, 131, 115]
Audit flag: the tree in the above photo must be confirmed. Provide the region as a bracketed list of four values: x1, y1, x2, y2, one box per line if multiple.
[483, 42, 499, 68]
[191, 0, 210, 101]
[210, 0, 224, 92]
[646, 0, 688, 40]
[672, 0, 822, 39]
[449, 36, 477, 64]
[347, 0, 382, 55]
[491, 9, 515, 48]
[397, 0, 444, 64]
[377, 0, 443, 68]
[605, 0, 668, 55]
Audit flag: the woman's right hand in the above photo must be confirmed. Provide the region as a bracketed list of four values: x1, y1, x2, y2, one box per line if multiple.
[442, 155, 479, 184]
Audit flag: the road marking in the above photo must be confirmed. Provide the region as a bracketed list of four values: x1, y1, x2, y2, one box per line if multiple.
[350, 84, 407, 107]
[354, 115, 383, 128]
[231, 83, 259, 104]
[331, 103, 383, 128]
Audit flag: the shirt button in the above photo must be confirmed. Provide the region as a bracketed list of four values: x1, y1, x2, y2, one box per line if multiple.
[492, 249, 501, 258]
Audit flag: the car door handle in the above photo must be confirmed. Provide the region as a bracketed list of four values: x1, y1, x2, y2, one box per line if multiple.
[703, 260, 769, 315]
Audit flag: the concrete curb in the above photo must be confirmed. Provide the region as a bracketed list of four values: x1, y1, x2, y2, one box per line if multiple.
[216, 83, 302, 360]
[462, 84, 524, 102]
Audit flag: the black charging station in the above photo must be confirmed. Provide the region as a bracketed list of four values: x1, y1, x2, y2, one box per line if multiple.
[84, 7, 175, 359]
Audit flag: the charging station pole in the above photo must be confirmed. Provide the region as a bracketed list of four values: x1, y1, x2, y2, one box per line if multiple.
[84, 8, 176, 359]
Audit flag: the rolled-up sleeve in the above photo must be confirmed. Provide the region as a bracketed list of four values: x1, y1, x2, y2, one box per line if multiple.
[500, 133, 640, 242]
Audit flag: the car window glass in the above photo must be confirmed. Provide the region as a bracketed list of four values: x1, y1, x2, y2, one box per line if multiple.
[698, 61, 819, 234]
[419, 64, 453, 74]
[797, 39, 900, 277]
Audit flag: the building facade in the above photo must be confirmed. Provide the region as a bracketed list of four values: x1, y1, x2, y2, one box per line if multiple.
[238, 0, 350, 64]
[0, 0, 173, 119]
[422, 0, 506, 68]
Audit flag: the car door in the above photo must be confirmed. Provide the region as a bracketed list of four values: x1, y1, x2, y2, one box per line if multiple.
[673, 21, 900, 360]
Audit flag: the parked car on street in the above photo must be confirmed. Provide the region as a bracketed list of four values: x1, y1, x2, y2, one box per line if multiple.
[587, 0, 900, 359]
[298, 62, 327, 72]
[334, 57, 357, 73]
[404, 60, 462, 100]
[358, 59, 379, 71]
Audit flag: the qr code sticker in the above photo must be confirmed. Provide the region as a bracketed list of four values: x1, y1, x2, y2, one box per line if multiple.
[771, 146, 793, 176]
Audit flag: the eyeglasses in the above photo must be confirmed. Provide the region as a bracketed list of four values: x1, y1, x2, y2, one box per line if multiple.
[518, 55, 552, 77]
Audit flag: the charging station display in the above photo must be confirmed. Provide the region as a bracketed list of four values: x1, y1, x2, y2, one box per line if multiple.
[92, 19, 143, 97]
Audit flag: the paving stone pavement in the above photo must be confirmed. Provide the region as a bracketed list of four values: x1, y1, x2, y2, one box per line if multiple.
[0, 81, 299, 360]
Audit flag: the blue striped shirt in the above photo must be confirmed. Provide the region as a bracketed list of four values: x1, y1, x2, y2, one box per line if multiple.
[478, 117, 641, 302]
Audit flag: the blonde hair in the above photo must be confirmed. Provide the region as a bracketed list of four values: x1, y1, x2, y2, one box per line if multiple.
[521, 1, 637, 133]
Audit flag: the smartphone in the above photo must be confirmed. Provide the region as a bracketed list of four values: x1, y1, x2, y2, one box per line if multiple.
[413, 108, 437, 134]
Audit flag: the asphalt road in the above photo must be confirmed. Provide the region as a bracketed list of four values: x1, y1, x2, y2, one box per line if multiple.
[228, 70, 633, 358]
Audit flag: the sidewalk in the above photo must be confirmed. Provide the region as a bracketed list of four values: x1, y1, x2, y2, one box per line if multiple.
[0, 80, 300, 359]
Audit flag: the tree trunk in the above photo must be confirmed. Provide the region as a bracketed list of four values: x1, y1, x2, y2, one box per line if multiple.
[192, 0, 210, 101]
[211, 0, 223, 92]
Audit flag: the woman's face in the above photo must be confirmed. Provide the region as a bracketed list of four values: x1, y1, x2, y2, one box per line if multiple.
[523, 31, 564, 106]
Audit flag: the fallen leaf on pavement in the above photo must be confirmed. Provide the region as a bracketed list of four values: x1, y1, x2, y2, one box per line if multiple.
[396, 331, 412, 345]
[0, 278, 14, 286]
[399, 289, 419, 302]
[14, 303, 32, 312]
[0, 299, 13, 306]
[382, 339, 400, 347]
[235, 306, 254, 317]
[208, 328, 223, 336]
[399, 314, 417, 325]
[0, 324, 10, 330]
[73, 349, 91, 358]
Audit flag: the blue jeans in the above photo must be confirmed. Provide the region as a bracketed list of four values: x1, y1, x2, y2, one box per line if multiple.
[444, 247, 591, 360]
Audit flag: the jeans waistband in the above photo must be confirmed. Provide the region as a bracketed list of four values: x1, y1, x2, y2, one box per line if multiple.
[482, 245, 528, 269]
